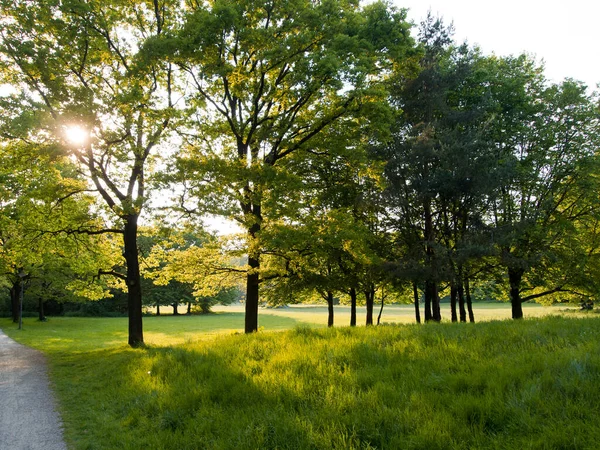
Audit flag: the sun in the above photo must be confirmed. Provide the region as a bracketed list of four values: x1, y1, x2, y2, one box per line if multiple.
[64, 125, 89, 146]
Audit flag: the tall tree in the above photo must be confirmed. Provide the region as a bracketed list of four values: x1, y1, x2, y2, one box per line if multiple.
[159, 0, 414, 332]
[487, 70, 600, 318]
[0, 0, 178, 346]
[377, 15, 459, 322]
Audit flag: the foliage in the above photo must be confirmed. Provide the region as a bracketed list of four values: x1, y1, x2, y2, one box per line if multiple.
[1, 1, 598, 333]
[141, 226, 244, 313]
[485, 64, 600, 315]
[0, 137, 118, 323]
[150, 0, 416, 331]
[0, 0, 181, 346]
[62, 296, 128, 317]
[377, 15, 600, 321]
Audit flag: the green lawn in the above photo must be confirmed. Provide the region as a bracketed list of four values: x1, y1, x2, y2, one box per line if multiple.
[3, 302, 579, 349]
[2, 305, 599, 449]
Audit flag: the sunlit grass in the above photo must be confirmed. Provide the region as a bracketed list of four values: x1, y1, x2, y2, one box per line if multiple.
[1, 307, 598, 449]
[4, 302, 577, 349]
[0, 312, 302, 350]
[235, 302, 578, 327]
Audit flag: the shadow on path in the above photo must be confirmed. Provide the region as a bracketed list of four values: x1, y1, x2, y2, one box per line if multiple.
[0, 329, 67, 450]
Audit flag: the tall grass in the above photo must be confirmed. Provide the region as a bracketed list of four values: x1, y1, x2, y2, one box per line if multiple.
[3, 315, 600, 449]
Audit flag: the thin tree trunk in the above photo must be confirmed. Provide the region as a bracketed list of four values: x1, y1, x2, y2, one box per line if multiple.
[172, 302, 179, 315]
[432, 283, 441, 322]
[245, 253, 260, 333]
[350, 287, 357, 327]
[365, 285, 375, 326]
[465, 277, 475, 323]
[424, 281, 432, 322]
[413, 282, 421, 324]
[457, 281, 467, 323]
[156, 303, 160, 316]
[377, 286, 385, 325]
[10, 285, 19, 323]
[187, 302, 191, 315]
[424, 197, 438, 322]
[123, 215, 144, 347]
[508, 268, 524, 319]
[450, 282, 458, 323]
[244, 201, 261, 333]
[425, 280, 439, 322]
[326, 291, 334, 327]
[38, 298, 46, 322]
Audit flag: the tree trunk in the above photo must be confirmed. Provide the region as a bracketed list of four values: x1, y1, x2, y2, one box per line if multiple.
[172, 302, 179, 315]
[432, 283, 441, 322]
[508, 267, 524, 319]
[450, 282, 458, 323]
[349, 287, 357, 327]
[423, 197, 438, 322]
[123, 214, 144, 347]
[326, 291, 334, 327]
[187, 302, 192, 315]
[156, 303, 161, 316]
[457, 281, 467, 323]
[10, 284, 19, 323]
[245, 253, 260, 333]
[424, 281, 432, 322]
[365, 285, 375, 326]
[465, 277, 475, 323]
[377, 287, 385, 326]
[424, 280, 439, 322]
[244, 200, 261, 333]
[413, 282, 421, 324]
[38, 298, 46, 322]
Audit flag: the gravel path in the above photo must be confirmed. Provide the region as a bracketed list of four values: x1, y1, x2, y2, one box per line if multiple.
[0, 329, 67, 450]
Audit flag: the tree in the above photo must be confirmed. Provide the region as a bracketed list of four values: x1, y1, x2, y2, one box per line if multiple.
[377, 15, 464, 322]
[376, 15, 600, 322]
[0, 0, 179, 346]
[155, 0, 414, 332]
[487, 70, 600, 318]
[143, 225, 244, 314]
[141, 276, 194, 315]
[253, 108, 393, 327]
[0, 137, 116, 324]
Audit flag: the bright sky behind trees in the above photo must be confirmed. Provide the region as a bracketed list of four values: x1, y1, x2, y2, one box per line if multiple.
[397, 0, 599, 90]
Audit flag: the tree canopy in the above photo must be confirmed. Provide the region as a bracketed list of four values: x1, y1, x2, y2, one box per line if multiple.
[1, 4, 598, 342]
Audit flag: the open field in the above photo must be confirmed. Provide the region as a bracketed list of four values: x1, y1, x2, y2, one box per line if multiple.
[3, 302, 581, 348]
[147, 302, 581, 345]
[211, 302, 582, 329]
[2, 305, 599, 449]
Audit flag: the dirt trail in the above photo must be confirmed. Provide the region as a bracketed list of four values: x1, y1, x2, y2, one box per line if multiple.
[0, 329, 67, 450]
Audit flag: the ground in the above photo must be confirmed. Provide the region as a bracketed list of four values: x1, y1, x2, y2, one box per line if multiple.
[0, 329, 67, 450]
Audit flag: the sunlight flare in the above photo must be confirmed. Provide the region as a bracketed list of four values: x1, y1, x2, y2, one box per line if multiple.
[64, 125, 89, 146]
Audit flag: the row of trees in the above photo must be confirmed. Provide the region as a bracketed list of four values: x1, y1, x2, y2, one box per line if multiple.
[1, 1, 598, 346]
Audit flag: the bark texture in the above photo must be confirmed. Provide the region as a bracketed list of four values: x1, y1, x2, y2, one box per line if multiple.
[509, 268, 524, 319]
[365, 285, 375, 326]
[326, 291, 334, 327]
[124, 215, 144, 347]
[349, 287, 357, 327]
[413, 282, 421, 324]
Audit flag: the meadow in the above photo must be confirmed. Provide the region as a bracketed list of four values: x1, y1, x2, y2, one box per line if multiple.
[2, 304, 600, 449]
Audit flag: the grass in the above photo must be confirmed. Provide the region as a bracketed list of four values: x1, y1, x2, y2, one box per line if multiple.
[209, 302, 577, 329]
[2, 306, 599, 449]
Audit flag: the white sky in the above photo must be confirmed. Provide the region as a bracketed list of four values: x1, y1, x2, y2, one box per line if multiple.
[396, 0, 600, 91]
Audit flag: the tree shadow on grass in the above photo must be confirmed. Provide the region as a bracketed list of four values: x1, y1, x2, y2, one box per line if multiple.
[103, 342, 322, 449]
[52, 318, 600, 450]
